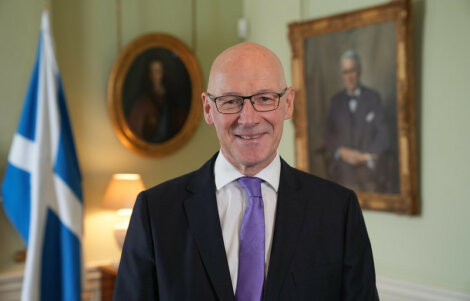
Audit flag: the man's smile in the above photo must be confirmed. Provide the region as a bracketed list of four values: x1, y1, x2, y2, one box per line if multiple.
[237, 134, 263, 140]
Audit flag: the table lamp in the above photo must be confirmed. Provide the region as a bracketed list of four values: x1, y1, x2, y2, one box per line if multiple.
[102, 173, 145, 249]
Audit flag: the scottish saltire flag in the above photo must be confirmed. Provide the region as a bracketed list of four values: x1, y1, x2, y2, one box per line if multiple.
[1, 10, 83, 301]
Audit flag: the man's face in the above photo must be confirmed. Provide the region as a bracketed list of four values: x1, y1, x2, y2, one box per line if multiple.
[202, 48, 294, 175]
[341, 58, 360, 93]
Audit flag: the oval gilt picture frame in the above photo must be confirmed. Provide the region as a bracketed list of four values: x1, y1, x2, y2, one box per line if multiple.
[108, 33, 203, 157]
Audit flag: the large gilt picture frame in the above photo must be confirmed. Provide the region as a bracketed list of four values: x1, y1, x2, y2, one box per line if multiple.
[289, 0, 418, 214]
[108, 33, 203, 157]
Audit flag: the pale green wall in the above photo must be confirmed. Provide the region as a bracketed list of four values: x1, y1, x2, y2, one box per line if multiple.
[244, 0, 470, 294]
[0, 0, 241, 271]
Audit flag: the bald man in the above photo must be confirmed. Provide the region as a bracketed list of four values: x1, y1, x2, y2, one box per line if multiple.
[114, 43, 379, 301]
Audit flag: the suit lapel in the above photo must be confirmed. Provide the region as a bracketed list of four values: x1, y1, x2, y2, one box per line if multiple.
[264, 160, 307, 300]
[184, 155, 235, 301]
[353, 89, 369, 148]
[339, 92, 354, 146]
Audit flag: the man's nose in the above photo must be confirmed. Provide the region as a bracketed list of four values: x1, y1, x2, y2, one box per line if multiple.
[238, 99, 259, 124]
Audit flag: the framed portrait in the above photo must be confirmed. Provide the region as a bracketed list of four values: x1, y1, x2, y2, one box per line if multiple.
[108, 33, 203, 157]
[289, 0, 418, 214]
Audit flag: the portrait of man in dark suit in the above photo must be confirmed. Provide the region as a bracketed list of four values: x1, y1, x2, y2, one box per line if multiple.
[114, 42, 379, 300]
[324, 50, 390, 193]
[302, 21, 400, 195]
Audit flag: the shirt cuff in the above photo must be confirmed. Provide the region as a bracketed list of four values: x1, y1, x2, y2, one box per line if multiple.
[365, 154, 375, 169]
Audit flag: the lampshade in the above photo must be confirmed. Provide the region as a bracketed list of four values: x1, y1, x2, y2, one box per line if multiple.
[102, 173, 145, 211]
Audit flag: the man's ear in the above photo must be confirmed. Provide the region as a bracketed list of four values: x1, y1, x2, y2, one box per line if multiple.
[283, 87, 295, 120]
[202, 92, 214, 125]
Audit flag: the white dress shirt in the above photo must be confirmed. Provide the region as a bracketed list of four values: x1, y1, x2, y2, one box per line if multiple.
[214, 151, 280, 293]
[348, 87, 361, 112]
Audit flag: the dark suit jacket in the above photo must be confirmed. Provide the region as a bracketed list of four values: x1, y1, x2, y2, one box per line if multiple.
[324, 86, 390, 191]
[114, 154, 379, 300]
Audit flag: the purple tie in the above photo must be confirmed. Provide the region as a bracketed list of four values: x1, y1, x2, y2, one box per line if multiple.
[236, 177, 265, 301]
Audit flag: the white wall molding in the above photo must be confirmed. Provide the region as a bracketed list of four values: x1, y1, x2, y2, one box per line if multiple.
[377, 276, 470, 301]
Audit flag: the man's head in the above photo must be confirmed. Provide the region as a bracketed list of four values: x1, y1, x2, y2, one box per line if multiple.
[202, 42, 294, 176]
[340, 49, 361, 93]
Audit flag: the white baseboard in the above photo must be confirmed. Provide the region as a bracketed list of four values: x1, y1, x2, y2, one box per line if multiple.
[377, 276, 470, 301]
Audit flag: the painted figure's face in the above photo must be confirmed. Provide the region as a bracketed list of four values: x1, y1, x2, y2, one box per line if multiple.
[341, 58, 360, 93]
[149, 61, 164, 86]
[202, 44, 294, 175]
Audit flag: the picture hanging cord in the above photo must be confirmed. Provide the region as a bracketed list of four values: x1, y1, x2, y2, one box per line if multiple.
[114, 0, 196, 52]
[115, 0, 122, 51]
[191, 0, 197, 52]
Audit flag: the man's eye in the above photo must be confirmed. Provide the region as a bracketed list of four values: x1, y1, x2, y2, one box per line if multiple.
[219, 97, 240, 106]
[256, 95, 275, 102]
[260, 97, 272, 101]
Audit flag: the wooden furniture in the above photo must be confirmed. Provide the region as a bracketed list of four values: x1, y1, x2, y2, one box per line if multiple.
[97, 265, 117, 301]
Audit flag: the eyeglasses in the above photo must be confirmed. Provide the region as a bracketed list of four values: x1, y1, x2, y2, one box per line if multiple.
[342, 67, 358, 75]
[207, 88, 287, 114]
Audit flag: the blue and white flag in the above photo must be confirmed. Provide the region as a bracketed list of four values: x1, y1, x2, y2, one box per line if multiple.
[1, 10, 83, 301]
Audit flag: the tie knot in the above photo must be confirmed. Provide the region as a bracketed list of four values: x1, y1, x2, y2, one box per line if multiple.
[237, 177, 263, 198]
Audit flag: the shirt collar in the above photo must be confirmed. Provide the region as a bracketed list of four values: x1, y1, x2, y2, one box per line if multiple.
[214, 151, 281, 192]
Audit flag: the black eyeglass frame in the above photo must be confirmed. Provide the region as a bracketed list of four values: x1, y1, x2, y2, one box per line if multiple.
[207, 88, 288, 114]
